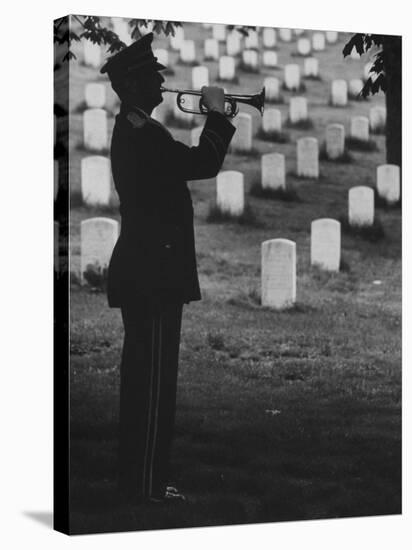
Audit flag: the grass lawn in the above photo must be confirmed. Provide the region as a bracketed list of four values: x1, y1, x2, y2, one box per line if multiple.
[63, 22, 401, 534]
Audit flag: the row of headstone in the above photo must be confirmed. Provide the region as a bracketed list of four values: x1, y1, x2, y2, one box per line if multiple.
[261, 217, 340, 309]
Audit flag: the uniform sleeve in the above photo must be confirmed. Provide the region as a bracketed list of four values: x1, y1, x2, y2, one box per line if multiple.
[148, 111, 236, 181]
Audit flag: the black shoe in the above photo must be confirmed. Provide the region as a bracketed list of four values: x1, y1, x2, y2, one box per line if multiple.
[148, 485, 187, 504]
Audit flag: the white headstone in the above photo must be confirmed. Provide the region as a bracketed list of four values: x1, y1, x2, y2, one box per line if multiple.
[170, 26, 184, 50]
[263, 28, 277, 48]
[325, 124, 345, 159]
[80, 217, 119, 283]
[263, 51, 278, 67]
[192, 66, 209, 89]
[231, 113, 253, 152]
[297, 137, 319, 178]
[326, 31, 338, 43]
[279, 28, 292, 42]
[83, 108, 108, 151]
[263, 109, 282, 133]
[311, 219, 341, 271]
[377, 165, 400, 204]
[331, 79, 348, 106]
[153, 48, 169, 67]
[212, 23, 226, 42]
[85, 83, 106, 109]
[289, 97, 308, 123]
[350, 116, 369, 141]
[261, 239, 296, 309]
[242, 49, 259, 69]
[284, 64, 301, 90]
[348, 186, 374, 226]
[226, 32, 241, 56]
[111, 18, 131, 45]
[264, 77, 280, 101]
[204, 38, 219, 60]
[312, 32, 325, 51]
[245, 30, 259, 49]
[369, 106, 386, 131]
[262, 153, 286, 190]
[83, 41, 101, 68]
[180, 40, 196, 63]
[216, 171, 244, 215]
[191, 126, 203, 147]
[297, 38, 311, 56]
[304, 57, 319, 77]
[81, 156, 112, 206]
[219, 56, 236, 80]
[349, 78, 363, 98]
[54, 160, 59, 201]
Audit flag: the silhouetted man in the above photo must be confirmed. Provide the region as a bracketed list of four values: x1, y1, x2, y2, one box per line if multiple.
[101, 32, 235, 503]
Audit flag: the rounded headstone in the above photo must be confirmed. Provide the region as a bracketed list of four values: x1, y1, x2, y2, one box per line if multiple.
[231, 113, 253, 153]
[242, 49, 259, 69]
[284, 64, 300, 90]
[245, 30, 259, 49]
[170, 27, 184, 50]
[311, 219, 341, 271]
[376, 165, 400, 204]
[279, 28, 292, 42]
[325, 31, 338, 43]
[262, 109, 282, 133]
[262, 153, 285, 190]
[348, 186, 374, 226]
[304, 57, 319, 77]
[83, 108, 108, 151]
[297, 137, 319, 178]
[349, 78, 363, 98]
[192, 66, 209, 89]
[331, 79, 348, 106]
[325, 123, 345, 159]
[263, 51, 278, 67]
[180, 40, 196, 63]
[83, 41, 101, 68]
[226, 32, 241, 56]
[216, 171, 244, 215]
[350, 116, 369, 141]
[263, 28, 277, 48]
[312, 32, 325, 51]
[369, 106, 386, 131]
[264, 77, 280, 101]
[219, 56, 236, 80]
[80, 217, 119, 283]
[212, 24, 226, 42]
[297, 38, 311, 56]
[261, 239, 296, 309]
[81, 156, 112, 206]
[289, 97, 308, 123]
[85, 83, 106, 109]
[204, 38, 219, 60]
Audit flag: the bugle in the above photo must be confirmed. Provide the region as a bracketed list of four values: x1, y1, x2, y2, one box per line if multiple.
[160, 86, 265, 118]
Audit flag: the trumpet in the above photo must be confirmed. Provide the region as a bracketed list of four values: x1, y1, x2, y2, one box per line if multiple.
[160, 86, 265, 118]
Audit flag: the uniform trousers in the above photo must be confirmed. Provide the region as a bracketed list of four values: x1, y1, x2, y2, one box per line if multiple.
[118, 298, 183, 500]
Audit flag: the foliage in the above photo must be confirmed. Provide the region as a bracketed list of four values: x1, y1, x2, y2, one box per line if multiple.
[342, 34, 386, 97]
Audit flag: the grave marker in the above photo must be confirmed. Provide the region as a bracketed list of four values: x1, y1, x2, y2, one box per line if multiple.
[231, 113, 253, 152]
[377, 165, 400, 204]
[325, 124, 345, 159]
[216, 171, 244, 215]
[81, 156, 112, 206]
[261, 239, 296, 309]
[311, 219, 341, 271]
[348, 186, 374, 226]
[262, 153, 286, 189]
[83, 108, 108, 151]
[284, 64, 300, 90]
[297, 137, 319, 178]
[350, 116, 369, 141]
[331, 79, 348, 106]
[80, 217, 119, 283]
[85, 83, 106, 109]
[289, 97, 308, 123]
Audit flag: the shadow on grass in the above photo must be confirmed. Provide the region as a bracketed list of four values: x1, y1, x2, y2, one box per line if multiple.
[319, 143, 353, 163]
[265, 96, 285, 105]
[339, 214, 385, 242]
[76, 143, 110, 155]
[285, 118, 314, 130]
[249, 182, 301, 202]
[373, 188, 401, 210]
[345, 137, 378, 152]
[255, 128, 290, 143]
[281, 82, 307, 93]
[303, 74, 322, 81]
[216, 76, 240, 85]
[370, 124, 386, 135]
[206, 204, 262, 227]
[70, 191, 119, 215]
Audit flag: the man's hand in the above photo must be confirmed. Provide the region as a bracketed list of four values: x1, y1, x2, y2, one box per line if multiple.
[201, 86, 225, 115]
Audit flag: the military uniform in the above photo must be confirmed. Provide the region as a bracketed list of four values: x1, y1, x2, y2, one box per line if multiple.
[102, 33, 235, 501]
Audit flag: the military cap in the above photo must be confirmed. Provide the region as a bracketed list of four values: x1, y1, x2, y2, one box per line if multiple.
[100, 32, 166, 77]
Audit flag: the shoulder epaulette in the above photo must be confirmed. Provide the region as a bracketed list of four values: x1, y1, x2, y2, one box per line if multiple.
[126, 110, 148, 129]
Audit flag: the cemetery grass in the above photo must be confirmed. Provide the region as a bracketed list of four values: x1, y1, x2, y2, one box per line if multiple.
[67, 25, 400, 534]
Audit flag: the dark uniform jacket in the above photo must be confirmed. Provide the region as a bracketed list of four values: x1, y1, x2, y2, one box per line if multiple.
[107, 103, 236, 308]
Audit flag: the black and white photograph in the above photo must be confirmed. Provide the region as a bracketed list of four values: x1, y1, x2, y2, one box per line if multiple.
[52, 12, 403, 536]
